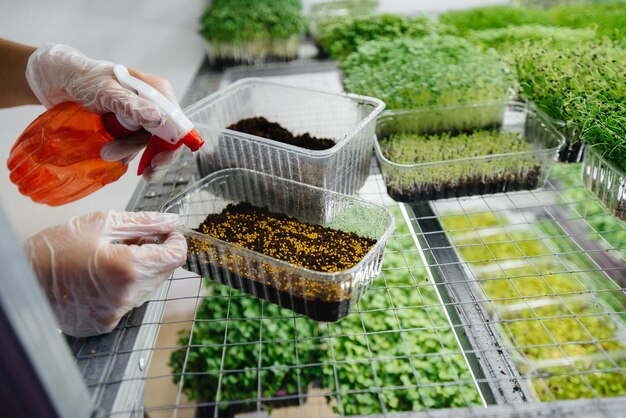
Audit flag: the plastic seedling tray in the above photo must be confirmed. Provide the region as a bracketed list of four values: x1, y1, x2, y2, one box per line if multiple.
[493, 295, 626, 401]
[582, 146, 626, 222]
[492, 296, 626, 372]
[185, 77, 385, 196]
[160, 168, 395, 322]
[374, 100, 564, 202]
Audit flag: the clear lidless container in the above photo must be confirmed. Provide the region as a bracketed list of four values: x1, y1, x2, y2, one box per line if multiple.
[582, 146, 626, 221]
[160, 168, 395, 322]
[185, 78, 385, 196]
[490, 295, 626, 400]
[374, 100, 564, 202]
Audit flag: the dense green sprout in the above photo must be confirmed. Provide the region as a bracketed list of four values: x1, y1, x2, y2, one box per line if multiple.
[466, 25, 596, 53]
[320, 207, 482, 415]
[381, 130, 528, 164]
[510, 41, 626, 171]
[342, 35, 515, 110]
[513, 0, 621, 8]
[439, 3, 626, 41]
[378, 130, 539, 192]
[308, 0, 378, 40]
[317, 13, 453, 61]
[199, 0, 307, 62]
[169, 282, 323, 410]
[441, 209, 626, 400]
[439, 6, 550, 35]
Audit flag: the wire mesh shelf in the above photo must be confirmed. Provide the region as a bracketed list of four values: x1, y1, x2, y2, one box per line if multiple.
[68, 58, 626, 418]
[132, 160, 626, 418]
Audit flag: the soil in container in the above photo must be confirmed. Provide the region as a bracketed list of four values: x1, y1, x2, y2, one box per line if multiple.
[228, 117, 336, 150]
[187, 202, 376, 321]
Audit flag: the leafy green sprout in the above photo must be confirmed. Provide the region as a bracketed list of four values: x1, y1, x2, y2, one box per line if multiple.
[439, 6, 551, 35]
[439, 3, 626, 41]
[308, 0, 378, 35]
[199, 0, 307, 61]
[378, 130, 539, 192]
[320, 206, 482, 415]
[317, 13, 454, 61]
[466, 25, 597, 54]
[440, 210, 626, 400]
[169, 281, 324, 411]
[509, 41, 626, 171]
[341, 35, 516, 110]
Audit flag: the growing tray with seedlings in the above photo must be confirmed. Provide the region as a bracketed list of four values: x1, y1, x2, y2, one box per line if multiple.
[198, 0, 307, 66]
[440, 208, 626, 401]
[160, 168, 394, 322]
[374, 100, 563, 202]
[186, 78, 384, 195]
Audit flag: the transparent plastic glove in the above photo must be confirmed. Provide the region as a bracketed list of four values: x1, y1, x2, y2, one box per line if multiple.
[26, 43, 180, 179]
[23, 211, 187, 337]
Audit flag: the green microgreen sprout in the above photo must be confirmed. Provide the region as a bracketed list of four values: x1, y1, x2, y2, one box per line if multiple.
[341, 35, 516, 111]
[379, 129, 540, 196]
[317, 13, 454, 61]
[199, 0, 307, 64]
[509, 41, 626, 171]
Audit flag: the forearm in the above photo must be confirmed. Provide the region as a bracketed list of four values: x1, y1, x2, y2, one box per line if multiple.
[0, 38, 39, 108]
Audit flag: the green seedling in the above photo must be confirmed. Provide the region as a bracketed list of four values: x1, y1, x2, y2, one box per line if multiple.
[169, 281, 323, 411]
[466, 25, 597, 54]
[441, 209, 626, 400]
[440, 3, 626, 41]
[510, 41, 626, 171]
[320, 206, 482, 415]
[342, 35, 515, 112]
[199, 0, 307, 63]
[317, 13, 453, 61]
[379, 130, 539, 195]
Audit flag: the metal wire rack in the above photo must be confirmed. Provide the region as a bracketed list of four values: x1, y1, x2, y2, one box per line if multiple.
[66, 58, 626, 418]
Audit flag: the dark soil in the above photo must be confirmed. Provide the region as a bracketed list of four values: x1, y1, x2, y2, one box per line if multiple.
[186, 202, 376, 321]
[227, 117, 336, 151]
[386, 165, 542, 202]
[558, 139, 585, 163]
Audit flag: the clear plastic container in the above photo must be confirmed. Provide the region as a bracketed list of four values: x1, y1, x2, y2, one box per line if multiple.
[160, 168, 395, 322]
[582, 146, 626, 221]
[491, 295, 626, 401]
[491, 296, 626, 371]
[374, 100, 564, 202]
[184, 78, 385, 195]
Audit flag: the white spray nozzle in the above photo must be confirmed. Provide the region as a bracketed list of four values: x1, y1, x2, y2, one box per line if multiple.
[113, 64, 194, 145]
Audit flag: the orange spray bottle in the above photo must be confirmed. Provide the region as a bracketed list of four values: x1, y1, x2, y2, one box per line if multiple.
[7, 64, 203, 206]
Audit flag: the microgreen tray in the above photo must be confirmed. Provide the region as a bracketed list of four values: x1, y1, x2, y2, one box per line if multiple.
[374, 100, 564, 202]
[160, 168, 395, 322]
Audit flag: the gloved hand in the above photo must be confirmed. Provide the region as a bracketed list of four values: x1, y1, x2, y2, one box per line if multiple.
[26, 43, 180, 180]
[23, 211, 187, 337]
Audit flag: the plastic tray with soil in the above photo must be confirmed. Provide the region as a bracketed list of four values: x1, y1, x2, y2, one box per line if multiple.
[374, 101, 563, 202]
[186, 78, 385, 195]
[160, 168, 395, 322]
